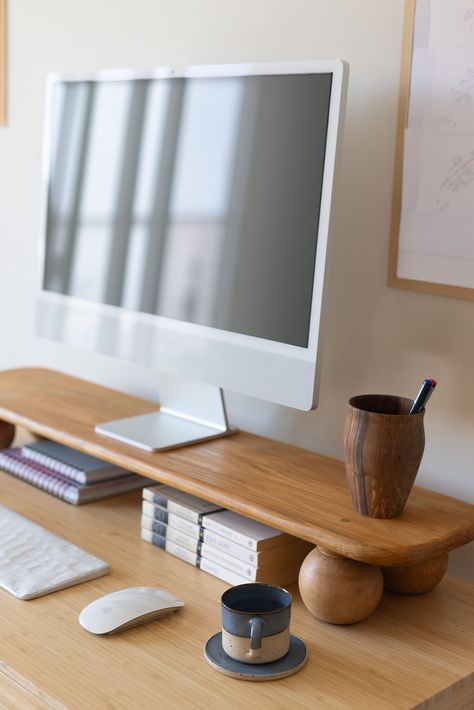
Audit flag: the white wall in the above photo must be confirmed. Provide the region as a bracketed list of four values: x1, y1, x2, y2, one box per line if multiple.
[1, 0, 472, 580]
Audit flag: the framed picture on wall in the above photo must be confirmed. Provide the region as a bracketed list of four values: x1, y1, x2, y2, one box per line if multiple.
[0, 0, 6, 126]
[389, 0, 474, 301]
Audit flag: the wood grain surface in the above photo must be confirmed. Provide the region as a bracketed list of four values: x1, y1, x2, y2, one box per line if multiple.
[0, 419, 14, 448]
[298, 547, 384, 624]
[0, 368, 472, 567]
[0, 670, 47, 709]
[0, 469, 472, 709]
[382, 552, 449, 595]
[343, 395, 425, 518]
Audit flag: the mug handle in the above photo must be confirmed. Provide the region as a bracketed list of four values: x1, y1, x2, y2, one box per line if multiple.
[250, 617, 263, 650]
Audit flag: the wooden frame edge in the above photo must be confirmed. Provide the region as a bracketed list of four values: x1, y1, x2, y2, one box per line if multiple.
[387, 0, 416, 289]
[0, 0, 6, 127]
[388, 275, 474, 301]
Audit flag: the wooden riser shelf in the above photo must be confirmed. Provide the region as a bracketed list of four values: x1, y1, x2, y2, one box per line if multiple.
[0, 367, 472, 624]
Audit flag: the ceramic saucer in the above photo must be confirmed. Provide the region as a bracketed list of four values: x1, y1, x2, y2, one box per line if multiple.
[204, 633, 307, 681]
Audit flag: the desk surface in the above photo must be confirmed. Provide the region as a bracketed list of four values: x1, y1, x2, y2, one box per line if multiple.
[0, 368, 473, 567]
[0, 470, 472, 710]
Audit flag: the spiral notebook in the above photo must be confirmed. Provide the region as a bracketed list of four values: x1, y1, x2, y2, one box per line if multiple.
[21, 440, 128, 484]
[0, 448, 149, 504]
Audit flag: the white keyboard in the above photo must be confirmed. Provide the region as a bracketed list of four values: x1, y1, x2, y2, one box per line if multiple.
[0, 505, 109, 599]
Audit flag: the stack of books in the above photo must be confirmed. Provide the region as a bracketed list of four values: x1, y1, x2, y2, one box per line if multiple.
[141, 484, 313, 586]
[0, 440, 151, 505]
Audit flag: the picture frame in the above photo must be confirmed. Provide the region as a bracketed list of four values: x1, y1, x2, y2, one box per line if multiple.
[388, 0, 474, 301]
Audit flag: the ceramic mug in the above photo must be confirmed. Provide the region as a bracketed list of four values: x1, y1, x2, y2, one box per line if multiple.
[221, 583, 292, 664]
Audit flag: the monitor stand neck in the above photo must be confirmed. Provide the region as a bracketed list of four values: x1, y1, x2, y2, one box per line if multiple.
[95, 377, 236, 452]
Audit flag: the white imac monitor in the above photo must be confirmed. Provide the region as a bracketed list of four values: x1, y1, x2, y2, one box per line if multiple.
[37, 61, 348, 451]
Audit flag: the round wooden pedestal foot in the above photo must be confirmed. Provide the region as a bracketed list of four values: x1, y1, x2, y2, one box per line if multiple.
[382, 552, 449, 595]
[298, 547, 383, 625]
[0, 420, 15, 448]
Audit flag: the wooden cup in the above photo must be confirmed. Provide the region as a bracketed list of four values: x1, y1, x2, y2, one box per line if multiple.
[343, 394, 425, 518]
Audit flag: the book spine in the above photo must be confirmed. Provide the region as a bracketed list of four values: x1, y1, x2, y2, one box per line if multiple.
[200, 542, 258, 580]
[142, 501, 202, 539]
[21, 448, 85, 484]
[199, 557, 248, 586]
[163, 525, 201, 553]
[202, 515, 258, 551]
[165, 511, 202, 539]
[155, 495, 200, 524]
[142, 528, 249, 587]
[143, 487, 200, 523]
[141, 529, 199, 566]
[141, 507, 275, 564]
[142, 488, 223, 524]
[201, 528, 258, 565]
[142, 500, 170, 524]
[140, 516, 168, 537]
[141, 516, 255, 576]
[0, 451, 77, 504]
[143, 529, 247, 586]
[140, 516, 200, 553]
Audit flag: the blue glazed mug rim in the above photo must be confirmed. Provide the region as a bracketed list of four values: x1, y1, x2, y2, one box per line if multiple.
[221, 583, 292, 615]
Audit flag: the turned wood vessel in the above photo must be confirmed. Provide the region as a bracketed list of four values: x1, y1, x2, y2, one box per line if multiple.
[343, 394, 425, 518]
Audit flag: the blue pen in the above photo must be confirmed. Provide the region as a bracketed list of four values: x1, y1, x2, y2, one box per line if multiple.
[409, 378, 437, 414]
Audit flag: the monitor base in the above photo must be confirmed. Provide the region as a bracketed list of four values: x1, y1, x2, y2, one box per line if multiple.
[95, 379, 236, 452]
[95, 411, 236, 452]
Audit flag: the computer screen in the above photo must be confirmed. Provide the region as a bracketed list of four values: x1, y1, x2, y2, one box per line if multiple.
[38, 62, 347, 450]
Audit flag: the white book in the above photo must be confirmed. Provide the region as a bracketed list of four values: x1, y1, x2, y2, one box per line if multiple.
[140, 517, 308, 585]
[141, 507, 310, 566]
[141, 529, 199, 565]
[141, 517, 253, 575]
[142, 485, 223, 524]
[202, 509, 294, 552]
[141, 528, 247, 587]
[199, 543, 302, 585]
[141, 515, 200, 553]
[141, 514, 257, 561]
[142, 500, 201, 539]
[198, 527, 260, 565]
[199, 541, 258, 579]
[203, 528, 312, 567]
[199, 557, 248, 587]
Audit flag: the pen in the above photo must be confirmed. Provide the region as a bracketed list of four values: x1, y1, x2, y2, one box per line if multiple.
[409, 378, 437, 414]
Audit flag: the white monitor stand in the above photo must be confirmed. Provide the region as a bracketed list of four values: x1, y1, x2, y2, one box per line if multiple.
[95, 375, 235, 451]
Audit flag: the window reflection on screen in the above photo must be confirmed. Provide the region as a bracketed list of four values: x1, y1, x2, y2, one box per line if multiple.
[44, 74, 332, 347]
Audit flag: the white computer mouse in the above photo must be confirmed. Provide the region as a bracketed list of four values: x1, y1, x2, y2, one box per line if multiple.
[79, 587, 185, 635]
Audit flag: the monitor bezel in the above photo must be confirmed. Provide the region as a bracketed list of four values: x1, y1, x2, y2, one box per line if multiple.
[37, 60, 348, 411]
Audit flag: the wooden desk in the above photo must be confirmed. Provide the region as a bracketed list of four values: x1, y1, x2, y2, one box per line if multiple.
[0, 368, 473, 625]
[0, 472, 472, 709]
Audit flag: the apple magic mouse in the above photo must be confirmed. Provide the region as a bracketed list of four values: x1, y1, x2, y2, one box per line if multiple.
[79, 586, 185, 634]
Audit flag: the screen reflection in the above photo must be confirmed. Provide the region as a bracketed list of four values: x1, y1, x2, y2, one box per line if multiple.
[44, 74, 332, 347]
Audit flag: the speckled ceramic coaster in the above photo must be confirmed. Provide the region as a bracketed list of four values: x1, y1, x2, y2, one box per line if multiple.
[204, 633, 307, 681]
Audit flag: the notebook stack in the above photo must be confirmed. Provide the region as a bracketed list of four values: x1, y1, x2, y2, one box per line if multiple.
[0, 440, 151, 505]
[141, 484, 313, 586]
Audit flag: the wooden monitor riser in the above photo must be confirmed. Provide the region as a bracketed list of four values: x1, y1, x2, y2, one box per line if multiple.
[0, 367, 472, 625]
